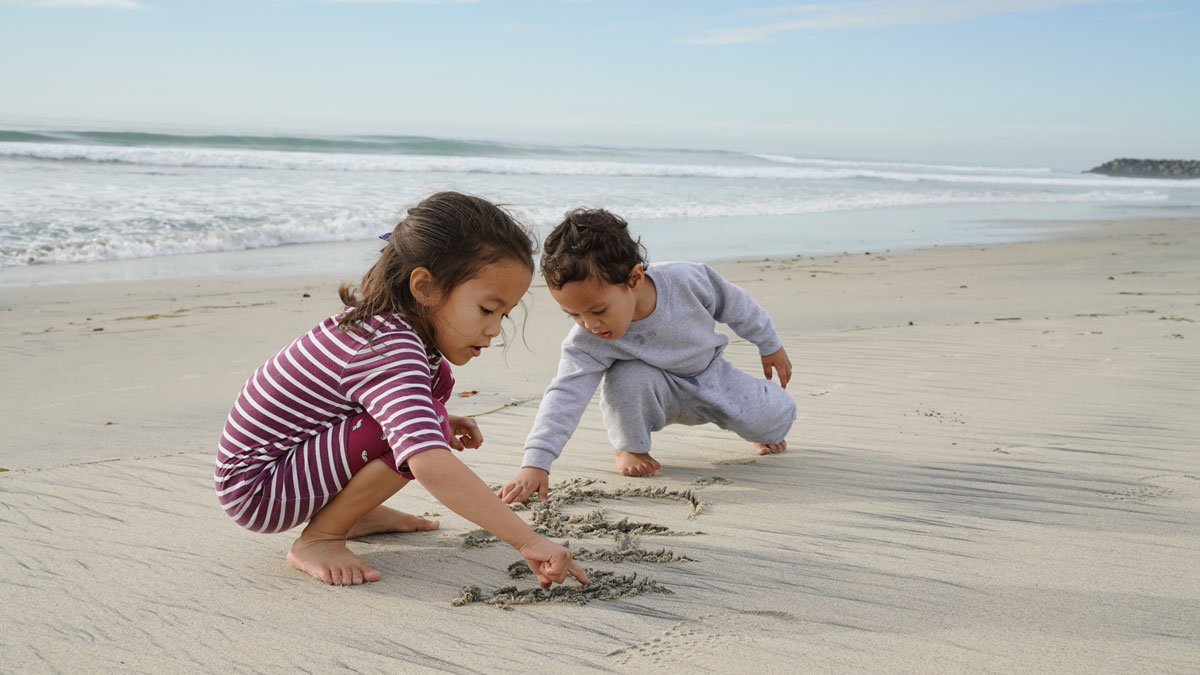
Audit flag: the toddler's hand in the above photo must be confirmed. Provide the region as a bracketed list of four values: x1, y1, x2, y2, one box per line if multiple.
[498, 467, 549, 504]
[518, 537, 589, 589]
[446, 415, 482, 451]
[761, 347, 792, 388]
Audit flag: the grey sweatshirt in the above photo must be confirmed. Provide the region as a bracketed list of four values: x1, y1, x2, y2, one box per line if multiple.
[522, 261, 783, 472]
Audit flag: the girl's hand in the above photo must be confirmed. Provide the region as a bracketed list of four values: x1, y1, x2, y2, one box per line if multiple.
[761, 347, 792, 388]
[445, 415, 482, 451]
[498, 467, 549, 504]
[518, 537, 589, 589]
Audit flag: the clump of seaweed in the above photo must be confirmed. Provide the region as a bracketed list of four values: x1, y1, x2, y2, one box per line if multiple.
[528, 506, 700, 539]
[452, 585, 487, 605]
[610, 484, 705, 518]
[469, 479, 703, 546]
[452, 569, 673, 607]
[504, 535, 694, 578]
[461, 529, 500, 548]
[507, 560, 534, 579]
[572, 533, 696, 563]
[511, 477, 705, 519]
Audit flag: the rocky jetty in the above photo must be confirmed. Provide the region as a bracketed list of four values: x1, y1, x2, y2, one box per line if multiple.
[1085, 158, 1200, 179]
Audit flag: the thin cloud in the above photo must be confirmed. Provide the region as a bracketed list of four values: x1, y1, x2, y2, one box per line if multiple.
[687, 0, 1131, 45]
[2, 0, 143, 6]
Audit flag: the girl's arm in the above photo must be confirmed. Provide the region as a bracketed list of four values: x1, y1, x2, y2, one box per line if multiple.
[407, 448, 588, 588]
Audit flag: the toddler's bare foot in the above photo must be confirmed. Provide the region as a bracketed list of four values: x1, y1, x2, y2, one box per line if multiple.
[346, 505, 439, 539]
[754, 440, 787, 455]
[615, 450, 662, 477]
[287, 531, 381, 586]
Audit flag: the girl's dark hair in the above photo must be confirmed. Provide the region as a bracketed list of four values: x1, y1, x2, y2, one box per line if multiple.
[338, 192, 535, 352]
[540, 208, 648, 289]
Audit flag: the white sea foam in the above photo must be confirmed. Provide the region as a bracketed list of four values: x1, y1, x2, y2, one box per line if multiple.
[3, 129, 1198, 271]
[751, 153, 1054, 174]
[1, 212, 386, 266]
[4, 141, 1193, 189]
[1, 187, 1166, 267]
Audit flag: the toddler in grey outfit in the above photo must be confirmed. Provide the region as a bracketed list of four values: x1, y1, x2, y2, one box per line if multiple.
[499, 209, 796, 504]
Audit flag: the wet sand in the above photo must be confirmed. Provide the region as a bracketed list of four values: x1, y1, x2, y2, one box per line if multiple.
[2, 216, 1198, 672]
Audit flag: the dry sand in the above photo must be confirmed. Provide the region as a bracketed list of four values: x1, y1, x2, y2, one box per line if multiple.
[2, 216, 1198, 672]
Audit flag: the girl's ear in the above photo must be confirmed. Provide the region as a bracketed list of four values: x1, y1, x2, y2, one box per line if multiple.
[627, 264, 645, 290]
[409, 266, 437, 306]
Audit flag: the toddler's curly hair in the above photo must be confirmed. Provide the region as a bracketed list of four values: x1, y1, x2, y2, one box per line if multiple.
[540, 208, 648, 289]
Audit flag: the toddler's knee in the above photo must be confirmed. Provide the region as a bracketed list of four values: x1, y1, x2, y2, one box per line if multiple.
[775, 393, 798, 437]
[602, 359, 658, 394]
[746, 390, 797, 443]
[765, 409, 796, 443]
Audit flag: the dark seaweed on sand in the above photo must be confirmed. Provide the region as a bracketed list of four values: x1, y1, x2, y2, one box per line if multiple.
[504, 535, 694, 578]
[529, 507, 695, 539]
[461, 529, 500, 548]
[570, 533, 696, 563]
[462, 479, 703, 545]
[452, 569, 673, 607]
[458, 478, 702, 604]
[512, 477, 705, 518]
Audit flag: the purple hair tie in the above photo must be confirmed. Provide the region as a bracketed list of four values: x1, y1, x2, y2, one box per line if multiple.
[379, 232, 390, 251]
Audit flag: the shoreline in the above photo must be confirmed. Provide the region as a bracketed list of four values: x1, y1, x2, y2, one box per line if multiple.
[3, 200, 1182, 288]
[3, 213, 1197, 671]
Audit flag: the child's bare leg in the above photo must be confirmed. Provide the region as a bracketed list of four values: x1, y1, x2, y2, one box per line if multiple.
[615, 450, 662, 477]
[754, 439, 787, 455]
[288, 458, 433, 585]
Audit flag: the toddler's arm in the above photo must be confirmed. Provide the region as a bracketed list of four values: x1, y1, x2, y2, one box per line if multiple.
[699, 263, 782, 356]
[408, 448, 587, 588]
[520, 340, 608, 473]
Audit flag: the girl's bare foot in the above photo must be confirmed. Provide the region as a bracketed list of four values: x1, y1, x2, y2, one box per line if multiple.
[754, 440, 787, 455]
[615, 450, 662, 477]
[346, 505, 440, 539]
[287, 531, 381, 586]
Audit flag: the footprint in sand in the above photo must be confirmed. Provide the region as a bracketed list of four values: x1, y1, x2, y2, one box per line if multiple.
[1103, 474, 1200, 503]
[606, 610, 798, 667]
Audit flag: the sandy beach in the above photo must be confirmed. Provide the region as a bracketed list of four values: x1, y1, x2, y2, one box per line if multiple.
[2, 215, 1198, 672]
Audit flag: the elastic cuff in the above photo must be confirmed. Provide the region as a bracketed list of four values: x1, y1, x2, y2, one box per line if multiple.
[757, 336, 783, 356]
[521, 448, 558, 473]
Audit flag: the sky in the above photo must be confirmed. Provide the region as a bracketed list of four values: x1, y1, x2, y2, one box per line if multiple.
[1, 0, 1197, 168]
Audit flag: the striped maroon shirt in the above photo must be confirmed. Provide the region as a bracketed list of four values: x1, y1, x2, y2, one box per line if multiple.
[214, 312, 452, 532]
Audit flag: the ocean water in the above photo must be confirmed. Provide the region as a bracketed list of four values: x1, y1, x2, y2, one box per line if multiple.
[2, 125, 1198, 284]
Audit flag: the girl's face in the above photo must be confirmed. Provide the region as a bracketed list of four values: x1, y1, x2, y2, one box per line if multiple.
[426, 258, 532, 366]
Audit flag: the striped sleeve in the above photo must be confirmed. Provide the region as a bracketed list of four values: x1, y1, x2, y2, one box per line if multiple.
[339, 321, 450, 471]
[430, 358, 454, 403]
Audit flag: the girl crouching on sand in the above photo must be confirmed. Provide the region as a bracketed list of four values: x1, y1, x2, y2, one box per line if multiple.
[215, 191, 587, 588]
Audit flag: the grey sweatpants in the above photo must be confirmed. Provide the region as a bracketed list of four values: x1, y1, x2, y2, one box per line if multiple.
[598, 356, 796, 453]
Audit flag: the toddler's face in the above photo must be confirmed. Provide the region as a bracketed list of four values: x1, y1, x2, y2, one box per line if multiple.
[431, 258, 532, 365]
[550, 274, 639, 340]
